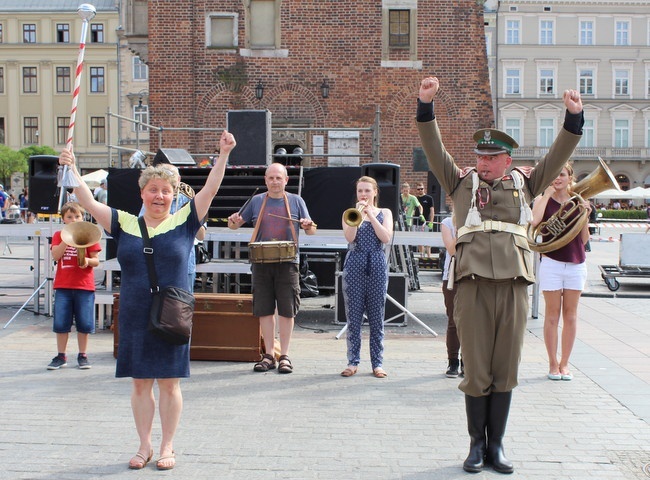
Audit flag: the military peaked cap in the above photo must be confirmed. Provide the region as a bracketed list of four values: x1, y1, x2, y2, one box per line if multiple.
[473, 128, 519, 155]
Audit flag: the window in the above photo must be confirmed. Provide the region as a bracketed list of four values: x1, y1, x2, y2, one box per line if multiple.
[23, 67, 37, 93]
[0, 67, 4, 94]
[505, 69, 521, 95]
[539, 69, 554, 95]
[23, 24, 36, 43]
[0, 24, 3, 43]
[56, 67, 71, 93]
[133, 104, 149, 131]
[57, 117, 69, 145]
[133, 56, 148, 81]
[615, 69, 629, 96]
[207, 14, 237, 48]
[90, 24, 104, 43]
[540, 20, 554, 45]
[504, 118, 521, 145]
[615, 20, 630, 46]
[89, 67, 105, 93]
[56, 24, 70, 43]
[90, 116, 105, 144]
[24, 117, 38, 144]
[579, 20, 594, 45]
[389, 10, 410, 48]
[646, 119, 650, 148]
[579, 119, 595, 147]
[249, 0, 276, 48]
[579, 69, 594, 95]
[646, 66, 650, 98]
[506, 20, 520, 44]
[539, 118, 555, 147]
[614, 119, 629, 148]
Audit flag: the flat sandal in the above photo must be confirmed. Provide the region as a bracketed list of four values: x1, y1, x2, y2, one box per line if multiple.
[253, 353, 276, 372]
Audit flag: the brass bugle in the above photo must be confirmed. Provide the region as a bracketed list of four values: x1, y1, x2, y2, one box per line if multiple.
[343, 206, 365, 227]
[61, 221, 102, 266]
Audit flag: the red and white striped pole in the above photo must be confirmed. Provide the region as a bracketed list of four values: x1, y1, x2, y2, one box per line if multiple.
[58, 3, 97, 211]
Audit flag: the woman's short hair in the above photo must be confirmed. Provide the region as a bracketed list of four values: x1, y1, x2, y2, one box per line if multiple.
[138, 165, 179, 190]
[357, 175, 380, 207]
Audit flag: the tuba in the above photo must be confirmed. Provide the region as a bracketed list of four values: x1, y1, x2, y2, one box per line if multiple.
[527, 157, 619, 253]
[343, 206, 365, 227]
[61, 221, 103, 266]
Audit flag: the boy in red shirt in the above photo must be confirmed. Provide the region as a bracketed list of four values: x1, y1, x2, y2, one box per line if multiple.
[48, 202, 102, 370]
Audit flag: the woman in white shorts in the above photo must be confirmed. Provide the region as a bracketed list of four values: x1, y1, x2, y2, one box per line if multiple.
[531, 163, 590, 381]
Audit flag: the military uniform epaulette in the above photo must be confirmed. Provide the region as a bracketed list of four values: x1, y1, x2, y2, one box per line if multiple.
[512, 166, 533, 178]
[459, 167, 477, 179]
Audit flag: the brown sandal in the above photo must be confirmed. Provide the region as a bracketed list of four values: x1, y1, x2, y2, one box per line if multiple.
[278, 355, 293, 374]
[341, 366, 358, 377]
[373, 367, 388, 378]
[253, 353, 276, 372]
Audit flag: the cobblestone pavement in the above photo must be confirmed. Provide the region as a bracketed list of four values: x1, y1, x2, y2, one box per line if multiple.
[1, 231, 649, 480]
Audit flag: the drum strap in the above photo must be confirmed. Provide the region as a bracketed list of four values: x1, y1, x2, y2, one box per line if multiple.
[250, 193, 298, 244]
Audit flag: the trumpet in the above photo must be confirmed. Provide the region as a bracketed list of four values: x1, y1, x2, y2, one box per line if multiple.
[343, 206, 365, 227]
[60, 221, 102, 266]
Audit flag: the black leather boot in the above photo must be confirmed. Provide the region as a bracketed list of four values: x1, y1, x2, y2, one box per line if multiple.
[486, 391, 514, 474]
[463, 394, 489, 473]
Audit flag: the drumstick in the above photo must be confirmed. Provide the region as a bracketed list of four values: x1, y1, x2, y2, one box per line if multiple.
[238, 188, 259, 214]
[267, 213, 317, 228]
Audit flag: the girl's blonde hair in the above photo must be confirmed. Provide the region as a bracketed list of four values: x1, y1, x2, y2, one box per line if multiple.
[356, 176, 380, 207]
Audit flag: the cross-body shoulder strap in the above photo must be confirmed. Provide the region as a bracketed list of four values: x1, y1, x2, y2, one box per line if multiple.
[138, 216, 159, 293]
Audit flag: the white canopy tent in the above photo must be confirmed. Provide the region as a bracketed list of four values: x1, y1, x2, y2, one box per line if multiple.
[592, 187, 650, 201]
[80, 169, 108, 188]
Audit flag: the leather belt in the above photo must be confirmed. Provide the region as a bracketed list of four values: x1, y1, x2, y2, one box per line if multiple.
[457, 220, 527, 238]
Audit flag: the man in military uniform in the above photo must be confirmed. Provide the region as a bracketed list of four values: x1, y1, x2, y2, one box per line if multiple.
[416, 77, 583, 474]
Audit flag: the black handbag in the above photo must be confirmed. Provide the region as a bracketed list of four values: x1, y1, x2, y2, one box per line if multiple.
[195, 242, 211, 264]
[138, 217, 194, 345]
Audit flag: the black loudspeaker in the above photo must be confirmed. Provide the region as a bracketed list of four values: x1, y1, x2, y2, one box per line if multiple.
[335, 273, 407, 325]
[153, 148, 195, 166]
[226, 110, 272, 166]
[362, 163, 400, 219]
[107, 167, 142, 215]
[28, 155, 60, 214]
[104, 167, 143, 260]
[303, 167, 361, 230]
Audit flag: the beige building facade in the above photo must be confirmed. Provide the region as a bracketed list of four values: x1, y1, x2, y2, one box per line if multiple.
[0, 0, 129, 177]
[484, 0, 650, 196]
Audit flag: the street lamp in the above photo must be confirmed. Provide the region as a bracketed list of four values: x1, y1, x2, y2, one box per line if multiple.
[320, 79, 330, 99]
[255, 80, 264, 100]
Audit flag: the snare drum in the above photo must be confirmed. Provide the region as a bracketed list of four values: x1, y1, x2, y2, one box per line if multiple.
[248, 241, 297, 264]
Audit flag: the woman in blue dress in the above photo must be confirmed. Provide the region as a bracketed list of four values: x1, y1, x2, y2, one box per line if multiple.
[340, 176, 394, 378]
[58, 130, 236, 470]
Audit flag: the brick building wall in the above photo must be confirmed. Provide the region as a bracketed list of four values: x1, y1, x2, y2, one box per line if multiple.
[146, 1, 493, 191]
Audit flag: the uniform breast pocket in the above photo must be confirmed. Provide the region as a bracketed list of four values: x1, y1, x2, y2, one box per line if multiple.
[500, 184, 523, 208]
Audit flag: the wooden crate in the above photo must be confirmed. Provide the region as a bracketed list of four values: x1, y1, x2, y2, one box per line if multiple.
[112, 293, 262, 362]
[191, 293, 262, 361]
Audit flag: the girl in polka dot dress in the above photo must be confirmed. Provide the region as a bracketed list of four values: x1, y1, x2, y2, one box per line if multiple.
[340, 176, 394, 378]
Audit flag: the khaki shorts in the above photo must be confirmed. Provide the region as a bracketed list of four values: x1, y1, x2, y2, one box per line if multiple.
[251, 262, 301, 318]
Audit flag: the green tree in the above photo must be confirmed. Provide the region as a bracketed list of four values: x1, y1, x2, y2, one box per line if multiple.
[0, 145, 27, 188]
[18, 145, 58, 159]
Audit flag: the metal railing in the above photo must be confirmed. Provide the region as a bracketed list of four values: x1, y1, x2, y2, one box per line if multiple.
[107, 106, 382, 168]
